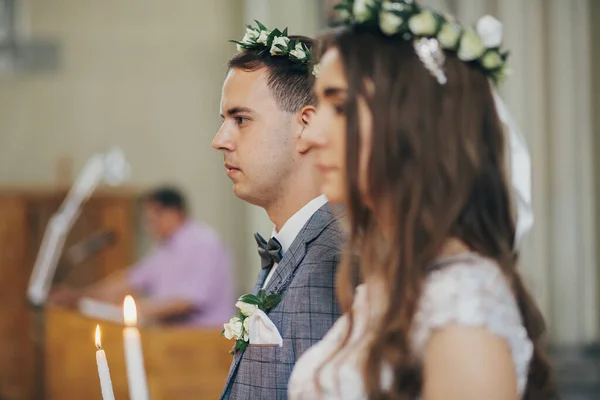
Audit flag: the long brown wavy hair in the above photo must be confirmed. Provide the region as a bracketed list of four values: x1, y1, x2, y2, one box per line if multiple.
[314, 25, 557, 399]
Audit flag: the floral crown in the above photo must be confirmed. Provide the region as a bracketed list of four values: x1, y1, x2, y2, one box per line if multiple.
[329, 0, 509, 84]
[230, 20, 312, 69]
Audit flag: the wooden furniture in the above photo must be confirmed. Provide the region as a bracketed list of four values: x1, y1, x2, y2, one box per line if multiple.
[0, 187, 137, 400]
[45, 307, 232, 400]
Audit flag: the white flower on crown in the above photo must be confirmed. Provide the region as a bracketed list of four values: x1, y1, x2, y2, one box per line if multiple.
[257, 30, 271, 45]
[408, 10, 437, 36]
[353, 0, 374, 22]
[476, 15, 503, 48]
[242, 27, 260, 44]
[437, 22, 461, 50]
[289, 42, 307, 60]
[312, 63, 321, 77]
[236, 43, 243, 52]
[223, 317, 244, 340]
[270, 36, 290, 56]
[379, 10, 403, 36]
[457, 28, 485, 61]
[382, 0, 406, 13]
[481, 51, 503, 69]
[235, 300, 258, 317]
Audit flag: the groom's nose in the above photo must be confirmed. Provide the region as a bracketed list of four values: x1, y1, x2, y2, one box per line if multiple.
[213, 123, 236, 152]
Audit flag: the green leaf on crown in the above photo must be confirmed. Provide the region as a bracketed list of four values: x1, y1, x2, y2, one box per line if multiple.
[255, 20, 267, 31]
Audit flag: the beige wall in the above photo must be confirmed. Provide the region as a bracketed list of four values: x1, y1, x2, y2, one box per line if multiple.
[0, 0, 252, 293]
[591, 0, 600, 334]
[0, 0, 325, 296]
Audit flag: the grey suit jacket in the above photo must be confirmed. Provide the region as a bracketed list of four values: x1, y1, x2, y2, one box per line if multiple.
[220, 203, 343, 399]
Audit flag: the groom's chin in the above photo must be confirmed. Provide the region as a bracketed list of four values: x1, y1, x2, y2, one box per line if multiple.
[232, 184, 258, 205]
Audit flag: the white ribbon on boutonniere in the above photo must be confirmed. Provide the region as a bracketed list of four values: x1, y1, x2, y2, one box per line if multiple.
[248, 309, 283, 347]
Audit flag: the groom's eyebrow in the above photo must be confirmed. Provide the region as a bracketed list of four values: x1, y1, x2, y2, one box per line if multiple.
[221, 106, 254, 119]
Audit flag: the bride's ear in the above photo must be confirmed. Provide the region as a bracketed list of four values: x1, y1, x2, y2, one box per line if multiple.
[296, 106, 317, 154]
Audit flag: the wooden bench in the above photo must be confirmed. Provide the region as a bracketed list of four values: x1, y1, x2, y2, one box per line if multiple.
[45, 307, 232, 400]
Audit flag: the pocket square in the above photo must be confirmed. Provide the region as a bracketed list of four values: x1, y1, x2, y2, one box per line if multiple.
[248, 309, 283, 347]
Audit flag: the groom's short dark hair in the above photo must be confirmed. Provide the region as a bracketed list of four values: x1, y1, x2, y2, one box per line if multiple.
[227, 35, 315, 113]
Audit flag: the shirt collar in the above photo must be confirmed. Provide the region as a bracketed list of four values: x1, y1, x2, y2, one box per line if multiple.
[272, 194, 328, 254]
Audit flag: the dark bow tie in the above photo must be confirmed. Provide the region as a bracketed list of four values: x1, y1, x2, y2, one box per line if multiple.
[254, 233, 283, 270]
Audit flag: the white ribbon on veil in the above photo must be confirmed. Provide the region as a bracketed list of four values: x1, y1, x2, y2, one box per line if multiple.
[492, 90, 534, 249]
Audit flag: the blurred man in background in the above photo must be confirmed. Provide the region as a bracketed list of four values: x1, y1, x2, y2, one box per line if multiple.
[50, 186, 235, 327]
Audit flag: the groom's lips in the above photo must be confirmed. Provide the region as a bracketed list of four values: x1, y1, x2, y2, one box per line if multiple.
[224, 162, 241, 177]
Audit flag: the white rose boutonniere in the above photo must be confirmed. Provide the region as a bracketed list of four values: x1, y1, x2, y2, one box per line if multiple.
[222, 289, 282, 354]
[408, 10, 437, 36]
[379, 11, 403, 36]
[235, 300, 258, 317]
[270, 36, 290, 56]
[353, 0, 375, 22]
[243, 317, 250, 341]
[437, 22, 461, 50]
[223, 317, 243, 340]
[289, 42, 307, 60]
[457, 28, 485, 61]
[476, 15, 503, 48]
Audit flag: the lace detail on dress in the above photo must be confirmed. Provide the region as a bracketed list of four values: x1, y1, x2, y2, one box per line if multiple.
[411, 255, 533, 395]
[288, 254, 533, 399]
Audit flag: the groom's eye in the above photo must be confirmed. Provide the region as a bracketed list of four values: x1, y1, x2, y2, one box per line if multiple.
[235, 116, 248, 126]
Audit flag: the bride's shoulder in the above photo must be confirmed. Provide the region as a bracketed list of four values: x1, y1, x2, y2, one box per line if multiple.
[413, 253, 525, 341]
[411, 253, 533, 393]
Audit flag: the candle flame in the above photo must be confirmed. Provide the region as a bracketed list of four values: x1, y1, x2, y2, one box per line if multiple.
[95, 324, 102, 350]
[123, 295, 137, 326]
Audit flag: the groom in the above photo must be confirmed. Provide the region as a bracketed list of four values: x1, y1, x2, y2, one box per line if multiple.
[212, 23, 343, 399]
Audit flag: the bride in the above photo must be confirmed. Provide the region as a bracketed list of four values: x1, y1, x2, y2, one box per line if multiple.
[288, 1, 557, 399]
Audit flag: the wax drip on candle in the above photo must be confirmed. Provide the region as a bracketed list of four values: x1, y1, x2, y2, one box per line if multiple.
[123, 295, 137, 326]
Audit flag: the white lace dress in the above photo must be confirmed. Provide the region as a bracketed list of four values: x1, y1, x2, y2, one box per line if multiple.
[288, 253, 533, 399]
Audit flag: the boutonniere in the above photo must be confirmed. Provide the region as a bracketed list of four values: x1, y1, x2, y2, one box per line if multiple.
[222, 289, 282, 355]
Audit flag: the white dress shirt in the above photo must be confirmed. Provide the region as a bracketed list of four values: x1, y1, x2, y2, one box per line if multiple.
[262, 195, 328, 288]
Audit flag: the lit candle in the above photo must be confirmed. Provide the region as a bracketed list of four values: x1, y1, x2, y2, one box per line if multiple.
[95, 325, 115, 400]
[123, 295, 149, 400]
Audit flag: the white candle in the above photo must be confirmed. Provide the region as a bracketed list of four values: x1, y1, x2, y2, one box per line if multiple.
[95, 325, 115, 400]
[123, 295, 149, 400]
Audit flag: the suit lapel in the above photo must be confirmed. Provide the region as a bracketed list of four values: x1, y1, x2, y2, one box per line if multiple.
[221, 266, 270, 397]
[263, 203, 337, 296]
[221, 203, 339, 398]
[252, 267, 270, 295]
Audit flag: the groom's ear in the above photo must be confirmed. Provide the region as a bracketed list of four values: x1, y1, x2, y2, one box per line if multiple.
[295, 105, 317, 154]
